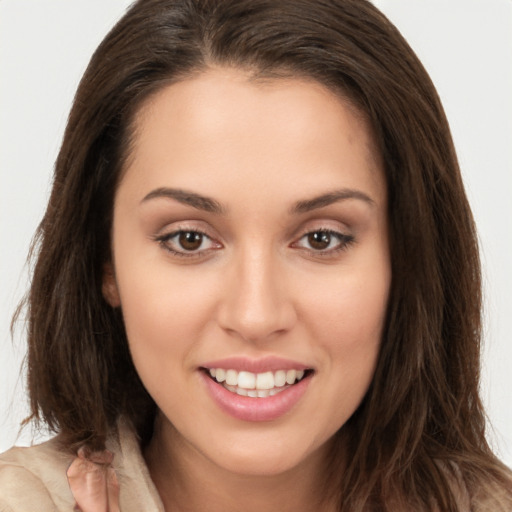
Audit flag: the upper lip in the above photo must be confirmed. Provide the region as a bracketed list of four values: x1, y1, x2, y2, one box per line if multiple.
[200, 356, 312, 373]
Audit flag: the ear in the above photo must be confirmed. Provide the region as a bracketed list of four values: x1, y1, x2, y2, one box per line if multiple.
[102, 262, 121, 307]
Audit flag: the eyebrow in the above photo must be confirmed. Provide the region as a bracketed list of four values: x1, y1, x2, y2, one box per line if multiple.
[141, 187, 224, 214]
[291, 188, 375, 214]
[141, 186, 374, 215]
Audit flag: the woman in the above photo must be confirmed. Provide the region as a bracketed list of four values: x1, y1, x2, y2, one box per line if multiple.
[1, 0, 511, 510]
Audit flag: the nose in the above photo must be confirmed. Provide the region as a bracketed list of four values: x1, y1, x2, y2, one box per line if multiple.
[217, 246, 297, 344]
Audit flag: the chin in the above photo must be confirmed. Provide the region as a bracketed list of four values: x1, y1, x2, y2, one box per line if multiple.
[197, 426, 330, 478]
[210, 447, 312, 477]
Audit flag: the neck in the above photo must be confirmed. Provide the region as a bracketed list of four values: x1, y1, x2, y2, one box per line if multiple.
[144, 416, 338, 512]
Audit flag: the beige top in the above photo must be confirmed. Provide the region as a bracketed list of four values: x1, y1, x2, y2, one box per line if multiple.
[0, 421, 508, 511]
[0, 420, 164, 512]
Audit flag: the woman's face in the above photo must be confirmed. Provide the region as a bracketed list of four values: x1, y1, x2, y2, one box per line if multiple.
[105, 68, 390, 476]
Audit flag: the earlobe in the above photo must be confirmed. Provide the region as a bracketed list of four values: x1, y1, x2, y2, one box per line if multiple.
[102, 262, 121, 307]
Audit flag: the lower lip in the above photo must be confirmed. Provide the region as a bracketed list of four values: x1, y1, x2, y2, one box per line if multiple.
[201, 371, 312, 422]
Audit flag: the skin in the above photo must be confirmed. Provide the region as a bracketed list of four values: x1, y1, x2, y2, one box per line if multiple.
[103, 68, 391, 512]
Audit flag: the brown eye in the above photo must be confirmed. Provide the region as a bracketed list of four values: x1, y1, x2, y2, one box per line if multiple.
[178, 231, 203, 251]
[155, 229, 223, 261]
[307, 231, 332, 250]
[293, 229, 354, 255]
[156, 229, 221, 258]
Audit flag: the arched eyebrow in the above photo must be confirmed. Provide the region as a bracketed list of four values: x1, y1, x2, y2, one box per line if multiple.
[141, 186, 374, 215]
[291, 189, 375, 214]
[141, 187, 225, 214]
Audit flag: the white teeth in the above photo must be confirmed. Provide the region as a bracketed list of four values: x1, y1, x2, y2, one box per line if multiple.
[286, 369, 297, 385]
[274, 370, 286, 387]
[256, 371, 274, 390]
[237, 371, 256, 389]
[225, 369, 238, 386]
[209, 367, 309, 396]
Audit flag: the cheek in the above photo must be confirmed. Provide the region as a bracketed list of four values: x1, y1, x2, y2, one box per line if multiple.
[114, 257, 220, 374]
[300, 257, 390, 396]
[304, 266, 389, 344]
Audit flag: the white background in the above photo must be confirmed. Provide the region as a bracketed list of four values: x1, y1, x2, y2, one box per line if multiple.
[1, 1, 511, 466]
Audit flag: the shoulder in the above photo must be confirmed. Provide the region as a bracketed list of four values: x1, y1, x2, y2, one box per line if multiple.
[0, 420, 165, 512]
[0, 438, 75, 512]
[440, 460, 512, 512]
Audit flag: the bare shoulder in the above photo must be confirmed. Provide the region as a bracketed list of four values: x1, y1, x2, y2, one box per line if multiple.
[0, 439, 75, 512]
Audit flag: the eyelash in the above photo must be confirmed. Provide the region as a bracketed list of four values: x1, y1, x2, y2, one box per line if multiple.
[154, 228, 355, 259]
[154, 228, 219, 259]
[293, 229, 355, 257]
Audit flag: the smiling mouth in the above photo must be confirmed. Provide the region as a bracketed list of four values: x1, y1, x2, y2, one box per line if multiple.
[202, 368, 314, 398]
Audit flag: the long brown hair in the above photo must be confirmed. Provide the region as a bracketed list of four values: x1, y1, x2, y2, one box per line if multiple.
[21, 0, 512, 509]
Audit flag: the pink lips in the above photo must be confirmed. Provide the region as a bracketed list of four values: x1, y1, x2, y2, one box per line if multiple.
[199, 357, 313, 422]
[201, 356, 310, 373]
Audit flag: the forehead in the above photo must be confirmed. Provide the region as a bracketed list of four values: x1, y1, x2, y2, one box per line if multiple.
[120, 68, 385, 207]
